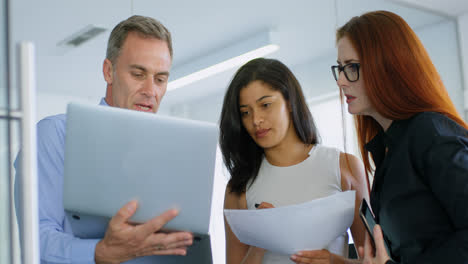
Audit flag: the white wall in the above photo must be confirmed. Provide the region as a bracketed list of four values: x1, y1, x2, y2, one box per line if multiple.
[36, 92, 101, 122]
[164, 17, 466, 124]
[458, 12, 468, 120]
[38, 17, 466, 125]
[309, 95, 358, 156]
[418, 19, 465, 116]
[0, 121, 11, 264]
[209, 148, 229, 264]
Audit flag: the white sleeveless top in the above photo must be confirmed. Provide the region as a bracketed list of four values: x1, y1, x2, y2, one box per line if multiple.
[246, 145, 349, 263]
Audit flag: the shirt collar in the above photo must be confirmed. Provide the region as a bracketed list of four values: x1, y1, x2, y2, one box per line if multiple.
[366, 118, 411, 149]
[364, 117, 412, 167]
[99, 98, 109, 106]
[365, 129, 385, 168]
[384, 118, 412, 146]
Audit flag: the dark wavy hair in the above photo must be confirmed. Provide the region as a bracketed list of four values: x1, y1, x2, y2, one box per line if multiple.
[219, 58, 320, 195]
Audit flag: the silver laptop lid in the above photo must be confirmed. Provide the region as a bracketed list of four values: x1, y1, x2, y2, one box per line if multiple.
[63, 102, 218, 235]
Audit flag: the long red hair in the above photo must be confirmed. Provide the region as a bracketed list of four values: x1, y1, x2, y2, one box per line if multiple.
[336, 11, 468, 190]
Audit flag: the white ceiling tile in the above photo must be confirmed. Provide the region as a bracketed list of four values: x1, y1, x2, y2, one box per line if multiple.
[9, 0, 448, 105]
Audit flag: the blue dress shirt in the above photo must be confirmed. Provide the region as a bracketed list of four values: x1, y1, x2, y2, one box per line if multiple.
[15, 99, 165, 264]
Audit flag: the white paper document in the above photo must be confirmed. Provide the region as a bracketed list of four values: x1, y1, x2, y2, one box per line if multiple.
[224, 191, 356, 255]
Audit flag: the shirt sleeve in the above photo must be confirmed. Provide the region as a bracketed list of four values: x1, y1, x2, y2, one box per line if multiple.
[416, 129, 468, 263]
[15, 117, 100, 264]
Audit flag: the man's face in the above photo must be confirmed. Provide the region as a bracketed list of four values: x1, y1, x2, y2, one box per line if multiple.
[103, 32, 172, 113]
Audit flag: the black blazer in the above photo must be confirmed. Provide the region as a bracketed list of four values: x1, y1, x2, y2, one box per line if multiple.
[366, 112, 468, 264]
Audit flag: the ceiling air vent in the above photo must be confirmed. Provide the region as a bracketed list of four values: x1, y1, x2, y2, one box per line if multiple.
[57, 25, 107, 47]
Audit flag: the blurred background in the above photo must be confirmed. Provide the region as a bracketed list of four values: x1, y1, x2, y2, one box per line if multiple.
[2, 0, 468, 263]
[11, 0, 468, 151]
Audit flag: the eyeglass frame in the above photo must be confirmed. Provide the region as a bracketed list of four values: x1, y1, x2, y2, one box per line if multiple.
[331, 63, 360, 82]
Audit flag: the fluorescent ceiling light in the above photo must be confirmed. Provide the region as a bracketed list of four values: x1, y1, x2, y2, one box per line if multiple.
[168, 44, 278, 91]
[168, 30, 279, 91]
[55, 25, 107, 55]
[57, 25, 107, 47]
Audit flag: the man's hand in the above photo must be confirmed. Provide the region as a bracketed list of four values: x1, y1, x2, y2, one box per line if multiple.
[95, 200, 193, 264]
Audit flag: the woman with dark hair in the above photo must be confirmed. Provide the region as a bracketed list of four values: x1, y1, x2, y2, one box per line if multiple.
[332, 10, 468, 264]
[220, 58, 369, 264]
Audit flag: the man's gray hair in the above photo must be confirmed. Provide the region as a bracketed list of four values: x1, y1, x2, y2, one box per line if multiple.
[106, 15, 172, 64]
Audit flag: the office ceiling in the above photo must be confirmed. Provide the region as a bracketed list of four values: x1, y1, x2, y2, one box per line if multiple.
[10, 0, 461, 109]
[392, 0, 468, 16]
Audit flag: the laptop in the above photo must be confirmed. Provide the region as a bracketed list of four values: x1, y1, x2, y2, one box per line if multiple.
[63, 102, 218, 238]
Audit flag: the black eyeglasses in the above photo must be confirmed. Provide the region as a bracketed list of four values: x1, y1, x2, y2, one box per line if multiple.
[331, 63, 360, 82]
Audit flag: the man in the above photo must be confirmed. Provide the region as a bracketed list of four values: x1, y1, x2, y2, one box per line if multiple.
[15, 15, 193, 263]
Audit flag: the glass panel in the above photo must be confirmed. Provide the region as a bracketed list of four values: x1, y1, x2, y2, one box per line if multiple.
[0, 0, 7, 110]
[0, 118, 11, 264]
[11, 119, 21, 263]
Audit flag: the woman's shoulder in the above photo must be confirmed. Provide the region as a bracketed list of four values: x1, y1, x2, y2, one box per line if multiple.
[312, 144, 340, 152]
[306, 145, 342, 171]
[310, 144, 341, 158]
[339, 152, 367, 190]
[224, 185, 247, 209]
[338, 152, 364, 174]
[398, 112, 468, 160]
[407, 112, 467, 136]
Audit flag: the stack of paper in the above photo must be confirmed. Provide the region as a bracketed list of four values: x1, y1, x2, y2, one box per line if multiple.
[224, 191, 355, 255]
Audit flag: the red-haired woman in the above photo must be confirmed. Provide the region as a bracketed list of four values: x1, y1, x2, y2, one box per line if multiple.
[332, 10, 468, 264]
